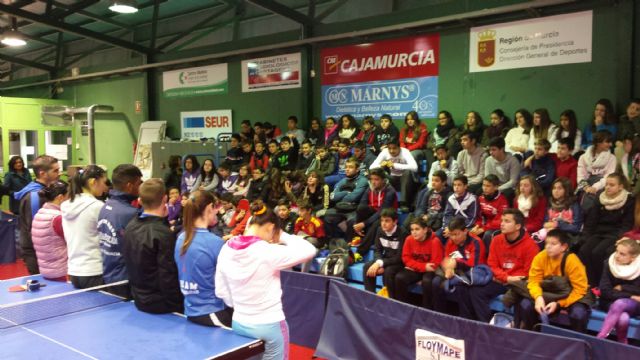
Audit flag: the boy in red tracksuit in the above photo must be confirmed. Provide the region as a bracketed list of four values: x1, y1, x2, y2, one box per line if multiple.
[472, 175, 508, 253]
[222, 199, 251, 240]
[455, 209, 539, 322]
[432, 217, 486, 313]
[393, 218, 444, 309]
[295, 200, 326, 272]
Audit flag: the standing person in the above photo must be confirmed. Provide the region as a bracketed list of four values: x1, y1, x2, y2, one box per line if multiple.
[15, 155, 60, 274]
[62, 165, 109, 289]
[393, 218, 444, 308]
[481, 109, 511, 148]
[31, 181, 69, 281]
[175, 190, 233, 327]
[123, 178, 183, 314]
[98, 164, 143, 289]
[4, 155, 32, 215]
[216, 200, 316, 359]
[505, 109, 532, 158]
[551, 110, 582, 155]
[181, 155, 201, 194]
[399, 111, 429, 162]
[582, 98, 618, 149]
[456, 131, 487, 194]
[597, 238, 640, 344]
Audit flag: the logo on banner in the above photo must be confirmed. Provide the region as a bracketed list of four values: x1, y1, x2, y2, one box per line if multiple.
[477, 30, 496, 67]
[415, 329, 465, 360]
[324, 55, 340, 75]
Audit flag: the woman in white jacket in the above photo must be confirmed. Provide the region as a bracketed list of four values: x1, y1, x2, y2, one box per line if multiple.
[505, 108, 532, 157]
[61, 165, 109, 289]
[216, 200, 316, 360]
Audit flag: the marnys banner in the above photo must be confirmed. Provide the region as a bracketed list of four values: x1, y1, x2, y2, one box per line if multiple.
[241, 53, 301, 92]
[469, 10, 592, 72]
[163, 64, 228, 98]
[321, 34, 439, 120]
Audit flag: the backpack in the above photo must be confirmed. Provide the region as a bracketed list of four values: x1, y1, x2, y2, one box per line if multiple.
[319, 238, 354, 279]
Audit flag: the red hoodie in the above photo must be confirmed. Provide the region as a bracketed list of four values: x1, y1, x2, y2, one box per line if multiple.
[229, 199, 251, 236]
[249, 152, 269, 172]
[513, 196, 547, 234]
[476, 192, 508, 231]
[402, 233, 444, 272]
[400, 123, 428, 151]
[487, 230, 539, 283]
[444, 233, 486, 269]
[551, 153, 577, 189]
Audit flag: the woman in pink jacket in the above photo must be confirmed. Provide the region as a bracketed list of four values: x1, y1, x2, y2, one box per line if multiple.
[32, 181, 69, 281]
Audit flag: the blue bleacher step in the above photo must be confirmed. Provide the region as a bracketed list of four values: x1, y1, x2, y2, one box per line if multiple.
[347, 262, 383, 286]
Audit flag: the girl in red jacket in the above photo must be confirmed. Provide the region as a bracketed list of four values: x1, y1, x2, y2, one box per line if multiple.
[514, 175, 547, 234]
[393, 218, 444, 309]
[400, 111, 429, 162]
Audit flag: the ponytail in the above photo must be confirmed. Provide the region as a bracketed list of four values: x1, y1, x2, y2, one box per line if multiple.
[38, 180, 69, 203]
[180, 190, 215, 255]
[249, 200, 279, 226]
[69, 165, 106, 202]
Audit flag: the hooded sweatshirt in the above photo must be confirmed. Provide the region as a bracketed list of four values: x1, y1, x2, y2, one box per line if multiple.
[181, 168, 201, 194]
[476, 192, 508, 231]
[487, 230, 539, 283]
[215, 232, 316, 324]
[457, 146, 488, 185]
[442, 192, 478, 229]
[61, 193, 104, 277]
[359, 181, 398, 227]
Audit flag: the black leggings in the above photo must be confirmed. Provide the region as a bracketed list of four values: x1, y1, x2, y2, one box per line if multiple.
[393, 269, 435, 309]
[69, 275, 104, 289]
[187, 307, 234, 328]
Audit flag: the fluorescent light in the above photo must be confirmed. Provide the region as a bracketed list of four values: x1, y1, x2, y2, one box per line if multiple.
[109, 0, 139, 14]
[1, 30, 26, 47]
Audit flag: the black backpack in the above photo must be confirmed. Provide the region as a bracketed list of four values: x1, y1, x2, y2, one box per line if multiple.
[319, 238, 353, 279]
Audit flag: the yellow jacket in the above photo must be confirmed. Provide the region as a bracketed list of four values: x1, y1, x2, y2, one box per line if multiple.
[527, 250, 588, 308]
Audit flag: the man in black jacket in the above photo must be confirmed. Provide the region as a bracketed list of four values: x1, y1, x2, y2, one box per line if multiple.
[246, 167, 269, 202]
[123, 178, 183, 314]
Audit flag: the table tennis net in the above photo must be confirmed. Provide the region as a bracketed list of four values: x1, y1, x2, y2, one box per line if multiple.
[0, 280, 128, 330]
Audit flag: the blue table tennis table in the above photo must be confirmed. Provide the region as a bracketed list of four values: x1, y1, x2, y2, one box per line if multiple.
[0, 276, 264, 359]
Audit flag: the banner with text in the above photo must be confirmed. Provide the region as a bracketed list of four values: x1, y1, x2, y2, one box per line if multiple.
[163, 64, 228, 98]
[180, 110, 232, 140]
[321, 34, 439, 119]
[469, 10, 592, 72]
[241, 53, 301, 92]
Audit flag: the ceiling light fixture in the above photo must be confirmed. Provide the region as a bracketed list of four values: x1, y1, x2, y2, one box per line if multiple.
[109, 0, 139, 14]
[1, 18, 26, 47]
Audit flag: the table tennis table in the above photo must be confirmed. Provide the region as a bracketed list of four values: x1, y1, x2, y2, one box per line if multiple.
[0, 275, 264, 360]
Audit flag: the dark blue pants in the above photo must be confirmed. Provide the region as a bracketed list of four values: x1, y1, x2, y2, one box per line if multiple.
[452, 281, 506, 322]
[517, 298, 590, 332]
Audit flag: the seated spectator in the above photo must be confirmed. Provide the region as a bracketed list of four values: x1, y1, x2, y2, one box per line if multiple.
[361, 209, 407, 297]
[551, 137, 578, 189]
[400, 111, 429, 162]
[306, 144, 336, 177]
[353, 140, 376, 175]
[521, 139, 555, 194]
[296, 140, 315, 172]
[297, 171, 329, 214]
[323, 158, 368, 239]
[222, 199, 251, 241]
[427, 110, 460, 160]
[404, 170, 452, 232]
[32, 181, 69, 281]
[393, 218, 443, 309]
[216, 163, 238, 195]
[485, 137, 521, 200]
[528, 109, 558, 153]
[514, 175, 547, 234]
[579, 173, 635, 286]
[217, 193, 237, 235]
[266, 170, 288, 207]
[273, 136, 299, 172]
[306, 117, 323, 146]
[461, 111, 486, 146]
[517, 229, 591, 332]
[253, 122, 265, 143]
[323, 117, 339, 146]
[456, 131, 487, 194]
[481, 109, 511, 148]
[505, 109, 532, 157]
[123, 178, 183, 314]
[263, 122, 282, 140]
[355, 116, 377, 148]
[329, 138, 341, 153]
[597, 238, 640, 344]
[166, 187, 182, 230]
[347, 168, 397, 244]
[338, 114, 359, 141]
[577, 130, 616, 211]
[98, 164, 143, 294]
[239, 119, 254, 142]
[583, 98, 618, 149]
[456, 209, 538, 322]
[224, 134, 245, 171]
[246, 167, 269, 202]
[551, 110, 582, 155]
[266, 139, 279, 172]
[181, 155, 200, 194]
[615, 98, 640, 160]
[175, 190, 232, 328]
[249, 142, 269, 172]
[325, 138, 353, 187]
[240, 140, 253, 165]
[370, 138, 418, 210]
[438, 175, 479, 244]
[472, 175, 508, 251]
[163, 155, 182, 191]
[232, 165, 251, 197]
[619, 135, 640, 194]
[276, 199, 298, 234]
[533, 178, 583, 246]
[373, 114, 400, 153]
[285, 115, 305, 143]
[295, 200, 326, 273]
[192, 159, 219, 193]
[427, 144, 459, 190]
[432, 217, 486, 313]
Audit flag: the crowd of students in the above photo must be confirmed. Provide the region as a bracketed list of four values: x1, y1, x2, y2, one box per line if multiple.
[2, 98, 639, 357]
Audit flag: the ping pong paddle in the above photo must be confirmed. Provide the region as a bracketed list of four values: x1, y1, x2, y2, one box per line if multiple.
[8, 283, 47, 292]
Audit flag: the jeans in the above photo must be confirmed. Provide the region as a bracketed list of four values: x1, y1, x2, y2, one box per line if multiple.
[232, 319, 290, 360]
